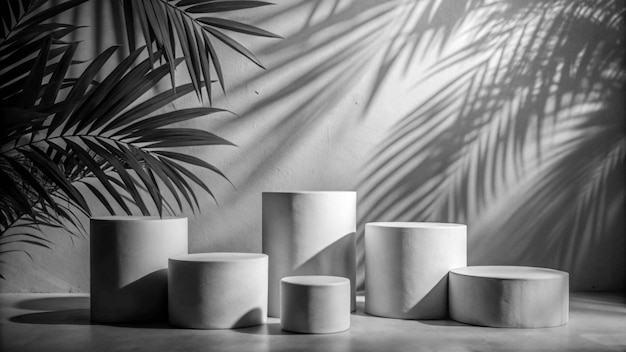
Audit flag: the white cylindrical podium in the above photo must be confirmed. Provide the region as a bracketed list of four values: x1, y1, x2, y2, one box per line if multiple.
[281, 275, 351, 334]
[90, 216, 188, 323]
[449, 266, 569, 328]
[365, 222, 467, 319]
[262, 191, 357, 317]
[168, 253, 268, 329]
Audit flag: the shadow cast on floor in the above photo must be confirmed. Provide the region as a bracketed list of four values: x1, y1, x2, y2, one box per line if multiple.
[10, 296, 173, 329]
[354, 293, 468, 327]
[234, 322, 295, 336]
[15, 296, 90, 311]
[10, 309, 92, 325]
[11, 295, 471, 330]
[9, 308, 174, 329]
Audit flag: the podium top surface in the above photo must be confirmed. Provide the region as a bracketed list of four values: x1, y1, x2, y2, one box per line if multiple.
[170, 252, 267, 263]
[282, 275, 349, 287]
[262, 191, 356, 195]
[451, 266, 568, 280]
[366, 222, 466, 229]
[91, 216, 187, 221]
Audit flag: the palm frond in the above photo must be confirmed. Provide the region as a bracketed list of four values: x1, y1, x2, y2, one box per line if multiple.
[0, 0, 251, 262]
[2, 43, 234, 226]
[123, 0, 280, 102]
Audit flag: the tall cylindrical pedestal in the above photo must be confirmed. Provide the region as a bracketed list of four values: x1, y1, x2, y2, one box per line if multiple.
[90, 216, 188, 323]
[365, 222, 466, 319]
[262, 191, 356, 317]
[169, 253, 268, 329]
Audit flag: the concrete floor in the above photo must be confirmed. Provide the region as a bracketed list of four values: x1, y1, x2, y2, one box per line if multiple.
[0, 292, 624, 352]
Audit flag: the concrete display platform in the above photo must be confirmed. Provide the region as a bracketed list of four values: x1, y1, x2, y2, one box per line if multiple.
[281, 275, 350, 334]
[449, 266, 569, 328]
[262, 191, 357, 317]
[89, 216, 188, 323]
[2, 292, 624, 352]
[168, 253, 268, 329]
[365, 222, 466, 319]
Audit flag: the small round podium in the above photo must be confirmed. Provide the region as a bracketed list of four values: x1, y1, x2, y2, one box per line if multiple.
[280, 275, 351, 334]
[168, 253, 268, 329]
[449, 266, 569, 328]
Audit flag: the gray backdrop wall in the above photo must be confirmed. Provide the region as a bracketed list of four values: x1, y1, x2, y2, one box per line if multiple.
[1, 0, 624, 292]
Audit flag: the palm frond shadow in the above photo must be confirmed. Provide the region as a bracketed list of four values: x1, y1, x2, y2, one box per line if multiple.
[179, 1, 623, 290]
[202, 0, 434, 200]
[207, 1, 504, 197]
[356, 0, 625, 289]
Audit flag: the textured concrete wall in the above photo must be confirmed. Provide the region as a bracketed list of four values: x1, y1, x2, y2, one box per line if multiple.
[1, 0, 624, 292]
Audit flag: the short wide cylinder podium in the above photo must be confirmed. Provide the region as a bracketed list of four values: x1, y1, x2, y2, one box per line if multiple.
[281, 276, 351, 334]
[90, 216, 188, 323]
[168, 253, 268, 329]
[365, 222, 467, 319]
[263, 191, 356, 317]
[449, 266, 569, 328]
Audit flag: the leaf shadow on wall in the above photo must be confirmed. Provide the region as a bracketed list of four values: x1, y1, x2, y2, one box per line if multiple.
[54, 0, 625, 291]
[153, 0, 624, 290]
[50, 0, 129, 68]
[356, 0, 626, 290]
[207, 0, 406, 201]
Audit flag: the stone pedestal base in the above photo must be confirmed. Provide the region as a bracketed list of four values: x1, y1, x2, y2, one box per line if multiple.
[365, 222, 467, 319]
[280, 275, 351, 334]
[90, 216, 187, 323]
[263, 191, 356, 317]
[449, 266, 569, 328]
[168, 253, 268, 329]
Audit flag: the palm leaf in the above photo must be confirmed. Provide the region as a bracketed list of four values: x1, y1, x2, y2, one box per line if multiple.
[116, 107, 227, 135]
[193, 24, 213, 103]
[84, 58, 180, 133]
[202, 26, 264, 68]
[41, 41, 79, 105]
[0, 166, 33, 217]
[185, 1, 273, 13]
[155, 150, 230, 182]
[52, 46, 120, 135]
[203, 30, 225, 93]
[3, 156, 57, 213]
[159, 156, 200, 212]
[162, 157, 217, 204]
[79, 138, 151, 216]
[135, 149, 184, 213]
[128, 128, 234, 148]
[109, 142, 164, 217]
[197, 17, 281, 38]
[69, 46, 147, 133]
[17, 147, 89, 212]
[0, 39, 79, 104]
[0, 238, 52, 249]
[16, 0, 88, 30]
[0, 233, 53, 246]
[62, 139, 132, 215]
[102, 82, 199, 133]
[20, 34, 51, 108]
[122, 0, 278, 99]
[82, 181, 117, 215]
[0, 23, 78, 56]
